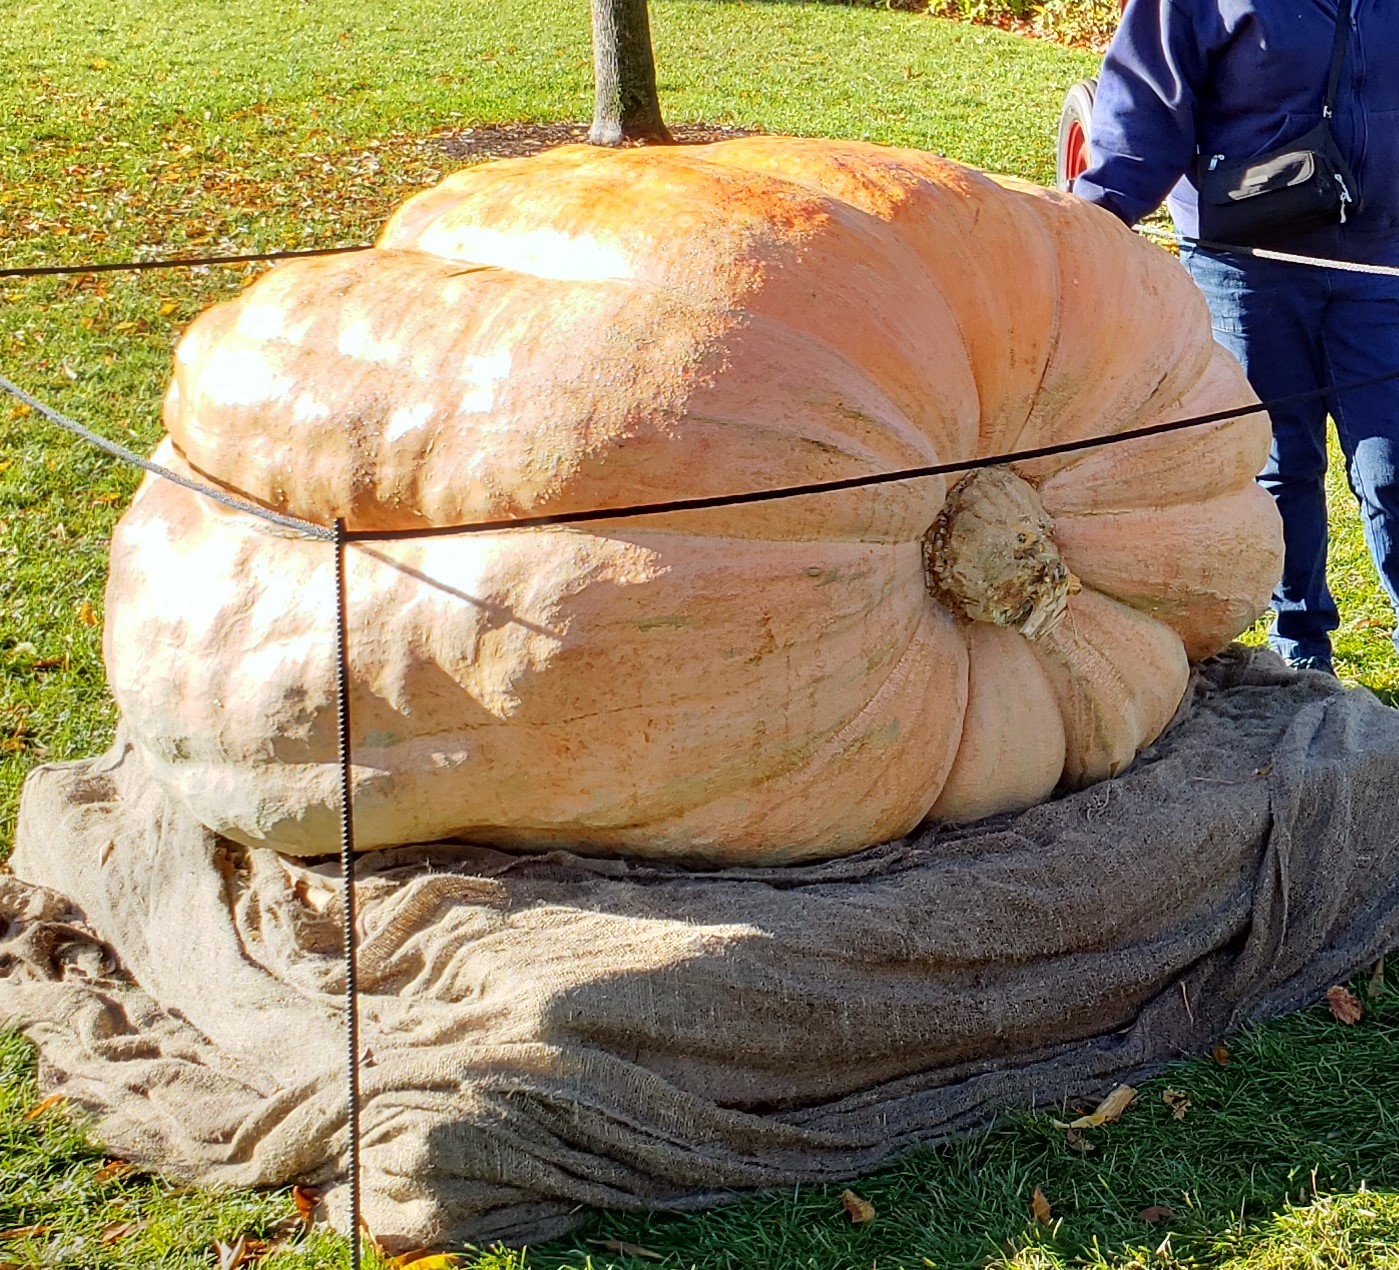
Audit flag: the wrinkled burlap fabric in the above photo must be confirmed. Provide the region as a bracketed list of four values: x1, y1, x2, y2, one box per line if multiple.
[3, 645, 1399, 1251]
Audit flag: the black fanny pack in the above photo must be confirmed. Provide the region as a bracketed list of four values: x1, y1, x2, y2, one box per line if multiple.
[1193, 0, 1361, 248]
[1195, 121, 1359, 247]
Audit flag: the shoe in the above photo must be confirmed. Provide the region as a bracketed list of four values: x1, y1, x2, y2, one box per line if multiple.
[1286, 654, 1337, 678]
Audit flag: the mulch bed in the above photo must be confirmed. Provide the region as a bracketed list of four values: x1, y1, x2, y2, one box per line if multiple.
[436, 122, 763, 164]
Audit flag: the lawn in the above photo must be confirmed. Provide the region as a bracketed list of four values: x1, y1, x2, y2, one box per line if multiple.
[2, 0, 1398, 1267]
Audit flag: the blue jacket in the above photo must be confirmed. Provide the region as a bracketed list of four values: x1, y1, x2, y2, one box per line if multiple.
[1073, 0, 1399, 258]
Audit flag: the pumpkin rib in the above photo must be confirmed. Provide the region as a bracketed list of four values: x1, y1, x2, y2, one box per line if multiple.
[1030, 344, 1267, 514]
[987, 177, 1216, 474]
[1052, 482, 1283, 660]
[1029, 587, 1190, 788]
[928, 622, 1066, 826]
[623, 603, 970, 861]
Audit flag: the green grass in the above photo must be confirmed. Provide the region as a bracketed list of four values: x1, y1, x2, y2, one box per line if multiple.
[2, 1, 1397, 1267]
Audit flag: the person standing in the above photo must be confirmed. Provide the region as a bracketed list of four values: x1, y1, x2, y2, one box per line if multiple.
[1072, 0, 1399, 675]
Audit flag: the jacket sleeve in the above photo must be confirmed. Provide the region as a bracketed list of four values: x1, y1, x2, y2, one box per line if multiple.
[1072, 0, 1213, 225]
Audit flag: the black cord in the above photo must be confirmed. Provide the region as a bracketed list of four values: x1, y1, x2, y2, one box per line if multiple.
[0, 243, 372, 280]
[343, 363, 1399, 543]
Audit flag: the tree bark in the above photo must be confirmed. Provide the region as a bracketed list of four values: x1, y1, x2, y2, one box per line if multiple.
[589, 0, 673, 146]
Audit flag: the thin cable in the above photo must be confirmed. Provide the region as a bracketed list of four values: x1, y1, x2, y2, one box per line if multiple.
[0, 372, 334, 540]
[0, 243, 372, 280]
[333, 518, 364, 1270]
[344, 363, 1399, 543]
[1137, 224, 1399, 277]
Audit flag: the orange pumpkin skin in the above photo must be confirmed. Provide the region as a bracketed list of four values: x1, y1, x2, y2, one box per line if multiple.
[105, 138, 1283, 862]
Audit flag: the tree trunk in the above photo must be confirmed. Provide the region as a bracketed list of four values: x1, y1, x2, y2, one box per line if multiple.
[589, 0, 673, 146]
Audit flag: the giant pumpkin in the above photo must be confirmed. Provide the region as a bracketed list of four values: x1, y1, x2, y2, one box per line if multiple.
[104, 137, 1282, 863]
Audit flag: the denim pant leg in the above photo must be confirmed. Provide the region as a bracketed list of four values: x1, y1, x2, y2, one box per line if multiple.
[1321, 248, 1399, 654]
[1183, 247, 1336, 661]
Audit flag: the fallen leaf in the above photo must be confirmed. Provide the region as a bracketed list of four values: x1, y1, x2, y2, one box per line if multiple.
[214, 1234, 250, 1269]
[95, 1158, 136, 1183]
[23, 1093, 67, 1120]
[0, 1223, 54, 1239]
[1030, 1186, 1052, 1225]
[1162, 1089, 1192, 1121]
[1140, 1205, 1177, 1224]
[100, 1219, 147, 1245]
[159, 301, 178, 316]
[1368, 956, 1385, 1000]
[1327, 985, 1364, 1025]
[76, 600, 98, 626]
[587, 1238, 664, 1260]
[1064, 1127, 1094, 1154]
[840, 1189, 875, 1224]
[1210, 1044, 1231, 1066]
[291, 1183, 322, 1224]
[1051, 1084, 1137, 1130]
[387, 1253, 464, 1270]
[212, 1233, 273, 1268]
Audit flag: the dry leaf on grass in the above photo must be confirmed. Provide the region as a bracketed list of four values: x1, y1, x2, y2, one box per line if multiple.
[100, 1219, 148, 1245]
[1210, 1043, 1231, 1066]
[387, 1252, 465, 1269]
[1327, 985, 1364, 1025]
[1162, 1089, 1192, 1121]
[95, 1158, 137, 1184]
[291, 1184, 322, 1225]
[1064, 1127, 1094, 1154]
[22, 1093, 67, 1120]
[588, 1238, 664, 1260]
[1051, 1084, 1136, 1130]
[0, 1224, 54, 1239]
[840, 1189, 876, 1224]
[1031, 1186, 1053, 1225]
[213, 1234, 251, 1270]
[1140, 1205, 1177, 1223]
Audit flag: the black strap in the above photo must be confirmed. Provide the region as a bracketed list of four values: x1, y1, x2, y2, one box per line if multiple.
[1324, 0, 1353, 118]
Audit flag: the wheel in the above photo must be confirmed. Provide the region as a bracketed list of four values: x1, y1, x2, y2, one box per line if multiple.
[1056, 79, 1098, 193]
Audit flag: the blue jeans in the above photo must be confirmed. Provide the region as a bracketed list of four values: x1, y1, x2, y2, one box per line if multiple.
[1182, 234, 1399, 663]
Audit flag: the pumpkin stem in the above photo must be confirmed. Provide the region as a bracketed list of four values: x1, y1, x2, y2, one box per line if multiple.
[923, 467, 1079, 640]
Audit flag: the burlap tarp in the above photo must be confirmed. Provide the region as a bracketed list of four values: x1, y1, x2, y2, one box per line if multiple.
[3, 645, 1399, 1252]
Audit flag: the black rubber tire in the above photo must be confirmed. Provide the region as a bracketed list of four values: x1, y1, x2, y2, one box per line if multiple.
[1055, 78, 1098, 193]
